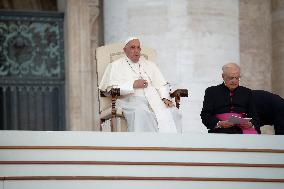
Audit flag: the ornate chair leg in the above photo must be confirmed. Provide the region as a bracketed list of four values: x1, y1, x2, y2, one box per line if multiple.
[110, 88, 120, 132]
[175, 95, 181, 109]
[110, 96, 116, 132]
[100, 88, 120, 132]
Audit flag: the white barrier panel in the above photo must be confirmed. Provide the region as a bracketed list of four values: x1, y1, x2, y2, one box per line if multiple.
[1, 131, 284, 189]
[3, 180, 284, 189]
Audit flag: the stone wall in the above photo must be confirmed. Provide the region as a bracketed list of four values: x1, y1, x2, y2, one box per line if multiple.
[239, 0, 272, 91]
[272, 0, 284, 98]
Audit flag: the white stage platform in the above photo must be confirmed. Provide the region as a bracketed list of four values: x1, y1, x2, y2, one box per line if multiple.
[0, 131, 284, 189]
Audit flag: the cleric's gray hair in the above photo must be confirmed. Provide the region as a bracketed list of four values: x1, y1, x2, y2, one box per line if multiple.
[222, 63, 240, 74]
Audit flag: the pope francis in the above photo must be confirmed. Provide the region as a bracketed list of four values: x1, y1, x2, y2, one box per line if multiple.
[99, 37, 181, 133]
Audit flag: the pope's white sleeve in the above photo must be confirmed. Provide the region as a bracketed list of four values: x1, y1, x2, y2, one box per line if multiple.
[119, 81, 135, 95]
[158, 85, 171, 99]
[150, 63, 170, 99]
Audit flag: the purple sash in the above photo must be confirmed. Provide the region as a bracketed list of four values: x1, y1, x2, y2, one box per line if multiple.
[215, 113, 258, 134]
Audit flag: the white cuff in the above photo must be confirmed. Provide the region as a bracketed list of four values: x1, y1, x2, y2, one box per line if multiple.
[158, 85, 170, 99]
[119, 81, 135, 95]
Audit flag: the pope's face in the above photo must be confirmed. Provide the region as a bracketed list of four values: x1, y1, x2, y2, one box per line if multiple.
[222, 68, 240, 91]
[123, 39, 141, 63]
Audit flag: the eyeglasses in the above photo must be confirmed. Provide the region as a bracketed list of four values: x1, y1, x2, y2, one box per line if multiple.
[225, 76, 241, 81]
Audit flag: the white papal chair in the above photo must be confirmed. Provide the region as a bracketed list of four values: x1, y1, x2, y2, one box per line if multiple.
[96, 43, 188, 132]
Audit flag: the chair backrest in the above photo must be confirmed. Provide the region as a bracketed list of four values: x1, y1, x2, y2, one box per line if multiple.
[96, 43, 157, 113]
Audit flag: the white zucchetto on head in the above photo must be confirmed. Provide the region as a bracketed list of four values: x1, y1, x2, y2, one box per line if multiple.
[124, 36, 139, 47]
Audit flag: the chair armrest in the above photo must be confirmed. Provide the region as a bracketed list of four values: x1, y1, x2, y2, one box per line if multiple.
[170, 89, 188, 109]
[170, 89, 188, 98]
[100, 88, 120, 97]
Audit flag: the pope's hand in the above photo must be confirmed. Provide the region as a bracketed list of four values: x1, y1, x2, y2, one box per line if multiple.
[162, 98, 174, 108]
[133, 79, 148, 88]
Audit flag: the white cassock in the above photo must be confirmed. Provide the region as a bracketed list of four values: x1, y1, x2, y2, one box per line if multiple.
[99, 56, 181, 133]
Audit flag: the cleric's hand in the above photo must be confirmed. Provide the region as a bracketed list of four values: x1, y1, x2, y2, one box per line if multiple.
[217, 120, 234, 128]
[238, 122, 253, 129]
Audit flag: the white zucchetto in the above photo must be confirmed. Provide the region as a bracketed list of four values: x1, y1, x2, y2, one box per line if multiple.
[124, 36, 139, 47]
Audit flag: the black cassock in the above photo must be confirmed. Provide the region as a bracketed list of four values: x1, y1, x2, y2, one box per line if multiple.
[201, 83, 260, 133]
[252, 90, 284, 135]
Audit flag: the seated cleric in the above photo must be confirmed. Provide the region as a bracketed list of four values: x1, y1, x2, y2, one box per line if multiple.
[99, 37, 181, 133]
[200, 63, 260, 134]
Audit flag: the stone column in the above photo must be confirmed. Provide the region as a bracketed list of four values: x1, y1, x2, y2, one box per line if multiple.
[103, 0, 239, 133]
[239, 0, 272, 91]
[272, 0, 284, 97]
[65, 0, 103, 130]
